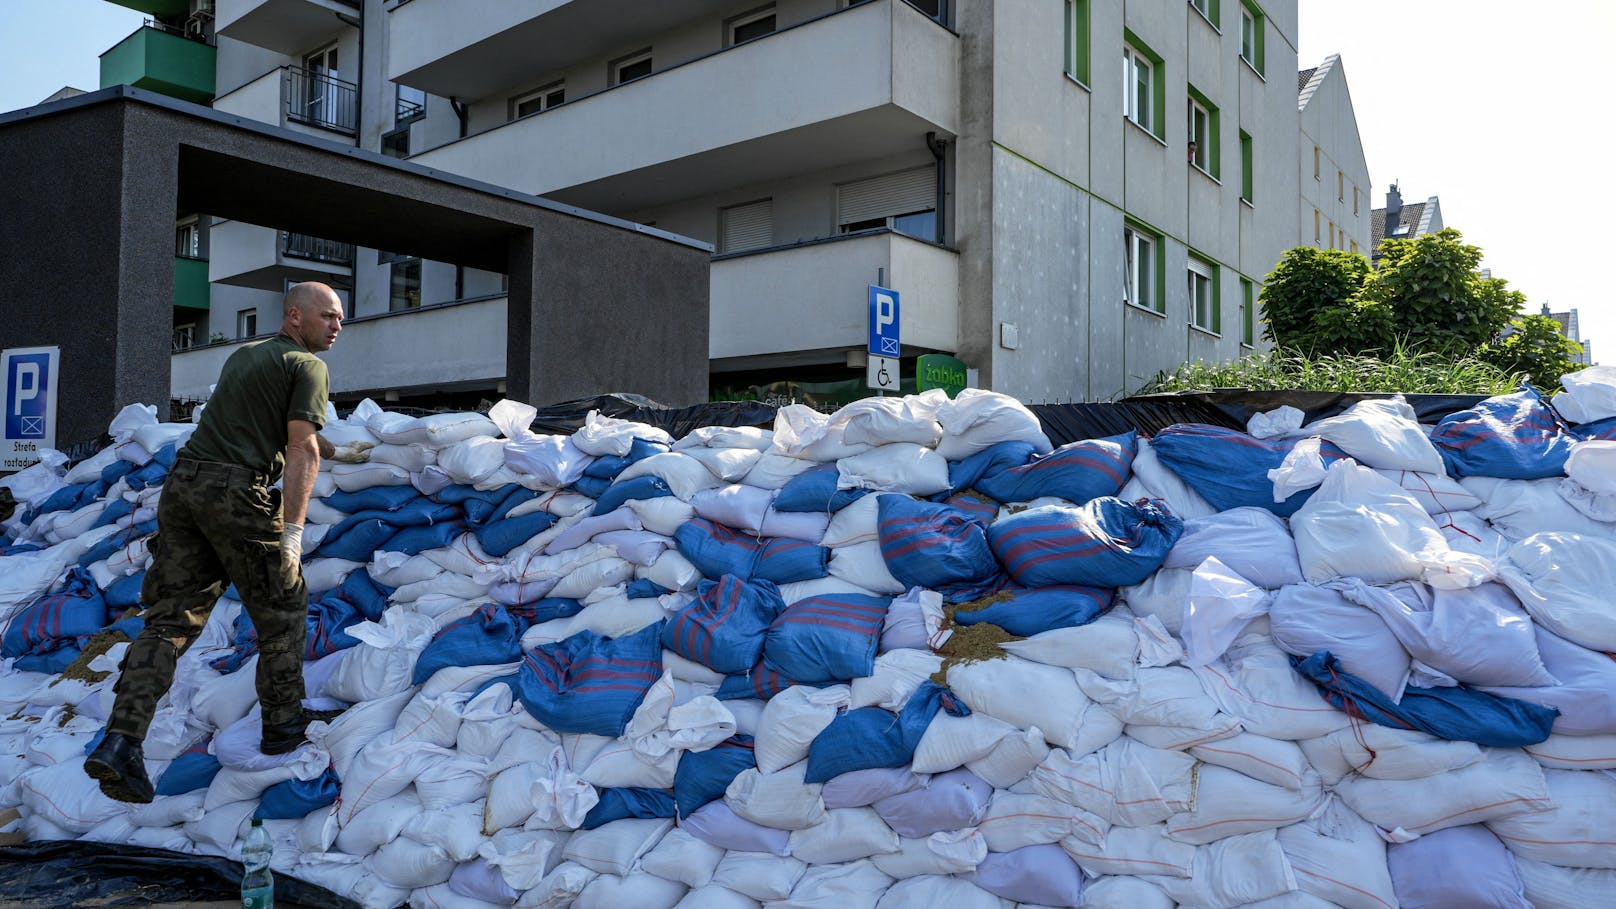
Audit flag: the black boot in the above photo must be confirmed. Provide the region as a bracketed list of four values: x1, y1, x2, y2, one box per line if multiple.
[261, 706, 346, 755]
[85, 732, 154, 804]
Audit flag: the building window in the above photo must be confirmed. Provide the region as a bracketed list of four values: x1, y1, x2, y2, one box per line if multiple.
[381, 126, 409, 158]
[1329, 222, 1336, 249]
[1239, 1, 1265, 74]
[1353, 185, 1360, 215]
[1351, 239, 1359, 254]
[1313, 145, 1320, 180]
[236, 309, 257, 338]
[1065, 0, 1090, 84]
[512, 80, 565, 119]
[1189, 0, 1219, 28]
[1123, 43, 1157, 136]
[173, 323, 196, 352]
[837, 166, 938, 241]
[1240, 277, 1255, 345]
[610, 49, 653, 85]
[1124, 224, 1162, 313]
[175, 218, 203, 259]
[1188, 255, 1218, 332]
[395, 84, 426, 127]
[1314, 208, 1321, 244]
[1239, 130, 1253, 203]
[1186, 88, 1218, 177]
[719, 199, 773, 254]
[1338, 170, 1344, 202]
[389, 258, 422, 311]
[726, 5, 776, 46]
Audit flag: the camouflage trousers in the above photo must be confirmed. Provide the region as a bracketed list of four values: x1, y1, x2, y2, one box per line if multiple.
[108, 458, 308, 741]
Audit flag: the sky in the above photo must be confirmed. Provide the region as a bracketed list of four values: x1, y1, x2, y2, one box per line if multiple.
[2, 1, 1613, 364]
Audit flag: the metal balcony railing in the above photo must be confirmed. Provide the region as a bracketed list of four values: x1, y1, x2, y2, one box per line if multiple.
[283, 66, 359, 135]
[142, 17, 215, 45]
[281, 231, 355, 265]
[172, 324, 197, 352]
[395, 95, 425, 125]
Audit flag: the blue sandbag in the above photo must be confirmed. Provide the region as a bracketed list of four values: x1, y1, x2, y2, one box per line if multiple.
[877, 495, 999, 590]
[322, 485, 423, 513]
[509, 621, 665, 736]
[77, 520, 157, 568]
[123, 457, 170, 491]
[508, 597, 585, 628]
[15, 646, 81, 674]
[154, 740, 221, 796]
[674, 735, 756, 819]
[948, 440, 1040, 494]
[255, 767, 340, 820]
[675, 518, 762, 581]
[1, 568, 106, 658]
[413, 603, 526, 684]
[317, 499, 459, 561]
[974, 432, 1136, 505]
[593, 474, 674, 516]
[1575, 415, 1616, 441]
[455, 484, 536, 526]
[104, 571, 146, 609]
[936, 491, 1000, 524]
[571, 475, 611, 499]
[950, 584, 1113, 637]
[763, 593, 889, 683]
[988, 497, 1182, 588]
[663, 575, 784, 674]
[305, 568, 394, 660]
[1150, 423, 1348, 516]
[37, 481, 95, 516]
[1293, 651, 1558, 747]
[751, 537, 831, 585]
[580, 787, 678, 829]
[475, 509, 560, 557]
[582, 437, 669, 480]
[715, 659, 831, 701]
[773, 465, 871, 513]
[100, 458, 138, 487]
[805, 682, 969, 784]
[382, 520, 466, 555]
[209, 614, 260, 674]
[1429, 385, 1578, 479]
[626, 579, 670, 599]
[92, 498, 136, 529]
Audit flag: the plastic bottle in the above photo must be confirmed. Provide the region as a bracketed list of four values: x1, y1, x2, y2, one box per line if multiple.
[240, 817, 274, 909]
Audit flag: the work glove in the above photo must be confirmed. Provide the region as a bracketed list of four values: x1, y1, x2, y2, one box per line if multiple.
[328, 441, 375, 464]
[280, 523, 305, 568]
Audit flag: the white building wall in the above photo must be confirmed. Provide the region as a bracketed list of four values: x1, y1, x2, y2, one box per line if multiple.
[1299, 54, 1372, 255]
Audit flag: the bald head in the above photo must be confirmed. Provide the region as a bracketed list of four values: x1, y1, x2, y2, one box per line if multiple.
[281, 282, 344, 352]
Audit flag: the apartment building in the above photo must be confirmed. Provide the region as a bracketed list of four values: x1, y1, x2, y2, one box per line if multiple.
[107, 0, 1325, 404]
[1298, 53, 1371, 257]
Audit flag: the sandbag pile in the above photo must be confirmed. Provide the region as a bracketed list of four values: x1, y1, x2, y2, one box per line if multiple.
[2, 377, 1615, 909]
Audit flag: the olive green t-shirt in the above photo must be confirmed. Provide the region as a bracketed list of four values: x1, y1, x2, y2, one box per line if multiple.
[180, 334, 328, 482]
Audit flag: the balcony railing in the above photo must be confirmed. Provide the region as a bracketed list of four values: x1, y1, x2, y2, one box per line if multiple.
[142, 17, 215, 45]
[283, 66, 358, 135]
[281, 231, 355, 265]
[395, 95, 425, 125]
[172, 324, 197, 352]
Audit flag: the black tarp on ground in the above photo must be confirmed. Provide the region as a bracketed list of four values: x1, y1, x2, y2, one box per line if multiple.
[1127, 390, 1490, 429]
[0, 841, 356, 908]
[527, 393, 779, 437]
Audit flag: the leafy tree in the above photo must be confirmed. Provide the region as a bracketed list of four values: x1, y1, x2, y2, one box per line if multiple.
[1354, 228, 1520, 355]
[1258, 247, 1372, 352]
[1479, 314, 1584, 390]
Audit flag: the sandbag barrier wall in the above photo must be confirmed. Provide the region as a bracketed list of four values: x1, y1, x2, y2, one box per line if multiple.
[1, 382, 1614, 909]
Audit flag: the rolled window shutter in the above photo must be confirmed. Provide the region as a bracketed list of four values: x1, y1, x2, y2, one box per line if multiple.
[837, 166, 936, 226]
[720, 199, 773, 253]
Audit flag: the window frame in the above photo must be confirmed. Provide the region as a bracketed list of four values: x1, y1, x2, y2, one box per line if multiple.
[1240, 277, 1255, 346]
[1186, 85, 1219, 178]
[1065, 0, 1091, 86]
[725, 4, 776, 47]
[1238, 129, 1254, 203]
[1338, 170, 1345, 202]
[1124, 223, 1165, 315]
[1353, 185, 1360, 215]
[1189, 0, 1220, 29]
[236, 308, 258, 339]
[1122, 38, 1164, 140]
[388, 257, 422, 312]
[175, 217, 203, 259]
[610, 49, 654, 86]
[1239, 0, 1265, 74]
[511, 80, 566, 120]
[718, 197, 774, 254]
[1314, 208, 1321, 244]
[1188, 254, 1219, 334]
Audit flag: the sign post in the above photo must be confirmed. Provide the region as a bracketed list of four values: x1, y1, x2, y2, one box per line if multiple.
[1, 346, 60, 471]
[867, 285, 900, 394]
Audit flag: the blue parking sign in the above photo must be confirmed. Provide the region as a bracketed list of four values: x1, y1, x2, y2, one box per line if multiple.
[868, 285, 900, 356]
[2, 346, 59, 468]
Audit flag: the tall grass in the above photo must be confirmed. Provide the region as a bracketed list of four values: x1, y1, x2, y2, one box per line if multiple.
[1139, 343, 1524, 395]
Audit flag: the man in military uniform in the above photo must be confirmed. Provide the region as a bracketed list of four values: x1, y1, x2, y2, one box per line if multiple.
[87, 281, 364, 803]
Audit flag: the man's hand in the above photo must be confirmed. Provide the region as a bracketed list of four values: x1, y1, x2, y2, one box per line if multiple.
[328, 441, 375, 464]
[280, 522, 305, 566]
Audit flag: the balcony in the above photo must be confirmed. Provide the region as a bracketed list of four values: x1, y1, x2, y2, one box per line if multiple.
[207, 220, 354, 290]
[217, 0, 358, 57]
[213, 65, 358, 140]
[173, 256, 210, 311]
[171, 297, 507, 401]
[710, 230, 957, 365]
[99, 23, 216, 104]
[409, 0, 958, 213]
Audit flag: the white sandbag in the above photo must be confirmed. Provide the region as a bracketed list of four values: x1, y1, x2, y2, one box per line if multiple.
[1339, 579, 1557, 688]
[477, 828, 571, 891]
[388, 688, 469, 749]
[875, 876, 1006, 909]
[755, 684, 851, 773]
[572, 411, 672, 457]
[967, 723, 1051, 788]
[546, 555, 636, 601]
[324, 610, 436, 703]
[1485, 768, 1616, 868]
[725, 761, 826, 830]
[371, 411, 499, 448]
[1481, 626, 1616, 736]
[1248, 405, 1305, 439]
[771, 404, 874, 462]
[641, 550, 701, 594]
[639, 827, 726, 889]
[188, 657, 262, 732]
[1299, 724, 1482, 787]
[820, 767, 929, 811]
[1292, 460, 1493, 588]
[879, 587, 945, 652]
[617, 452, 725, 500]
[742, 451, 818, 490]
[1192, 633, 1350, 740]
[1512, 855, 1616, 909]
[1386, 824, 1531, 909]
[1076, 666, 1223, 733]
[486, 748, 597, 833]
[1434, 513, 1514, 562]
[912, 711, 1017, 775]
[330, 461, 413, 492]
[0, 449, 67, 507]
[1165, 765, 1324, 844]
[671, 886, 759, 909]
[626, 496, 698, 536]
[849, 649, 943, 712]
[676, 425, 773, 453]
[436, 435, 508, 486]
[1522, 732, 1616, 770]
[1497, 531, 1616, 651]
[1566, 438, 1616, 495]
[788, 806, 901, 864]
[1333, 747, 1551, 838]
[758, 506, 829, 544]
[1269, 580, 1412, 700]
[573, 872, 687, 909]
[821, 493, 880, 548]
[978, 790, 1107, 852]
[1375, 468, 1482, 516]
[1555, 364, 1616, 422]
[709, 852, 807, 901]
[623, 673, 734, 759]
[1163, 507, 1303, 589]
[774, 859, 893, 909]
[364, 442, 435, 473]
[1301, 396, 1445, 473]
[595, 529, 669, 566]
[413, 752, 488, 809]
[1179, 557, 1271, 665]
[0, 550, 70, 616]
[1557, 474, 1616, 521]
[1119, 568, 1192, 635]
[1127, 438, 1218, 520]
[934, 389, 1052, 460]
[681, 444, 765, 483]
[1001, 613, 1138, 679]
[367, 835, 454, 889]
[561, 817, 673, 875]
[1462, 476, 1616, 541]
[398, 799, 487, 863]
[689, 484, 774, 535]
[837, 444, 950, 496]
[1276, 798, 1397, 909]
[1078, 875, 1175, 909]
[1189, 732, 1310, 791]
[1063, 824, 1195, 878]
[514, 861, 598, 909]
[1143, 829, 1298, 909]
[503, 434, 595, 490]
[543, 509, 640, 556]
[182, 797, 257, 853]
[826, 540, 906, 595]
[1027, 737, 1196, 827]
[13, 759, 128, 834]
[946, 656, 1095, 752]
[872, 829, 987, 878]
[337, 740, 453, 825]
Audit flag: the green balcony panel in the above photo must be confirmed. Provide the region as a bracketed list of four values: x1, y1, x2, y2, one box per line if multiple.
[100, 27, 216, 104]
[104, 0, 193, 16]
[174, 257, 210, 310]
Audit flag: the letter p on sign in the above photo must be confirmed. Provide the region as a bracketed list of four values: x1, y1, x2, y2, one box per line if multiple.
[868, 285, 901, 356]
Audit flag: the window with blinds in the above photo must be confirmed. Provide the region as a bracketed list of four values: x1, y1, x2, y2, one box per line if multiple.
[837, 166, 937, 233]
[719, 199, 773, 253]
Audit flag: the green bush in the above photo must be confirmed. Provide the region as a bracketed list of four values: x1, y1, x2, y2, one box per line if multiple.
[1140, 343, 1524, 395]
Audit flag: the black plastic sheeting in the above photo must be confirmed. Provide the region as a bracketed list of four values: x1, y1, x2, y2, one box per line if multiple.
[1128, 390, 1490, 430]
[527, 393, 778, 437]
[1030, 398, 1241, 446]
[0, 841, 357, 908]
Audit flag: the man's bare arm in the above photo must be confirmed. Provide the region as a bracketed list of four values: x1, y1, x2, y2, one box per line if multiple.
[283, 420, 321, 527]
